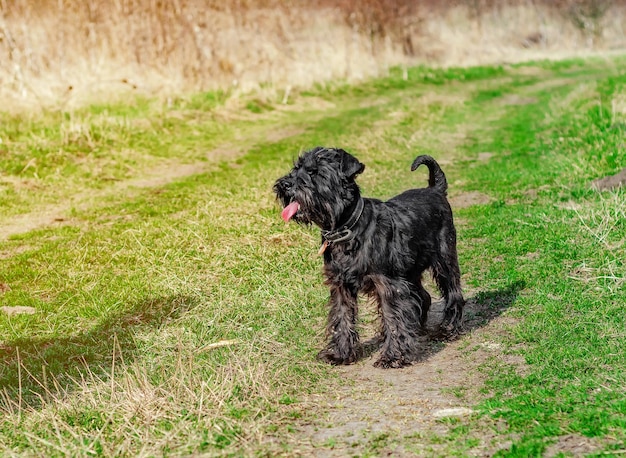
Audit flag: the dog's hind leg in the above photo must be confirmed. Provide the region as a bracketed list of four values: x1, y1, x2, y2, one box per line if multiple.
[433, 228, 465, 338]
[317, 285, 361, 365]
[371, 276, 422, 368]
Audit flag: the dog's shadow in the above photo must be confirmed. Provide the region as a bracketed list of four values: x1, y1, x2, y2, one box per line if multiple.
[360, 280, 526, 363]
[0, 294, 197, 411]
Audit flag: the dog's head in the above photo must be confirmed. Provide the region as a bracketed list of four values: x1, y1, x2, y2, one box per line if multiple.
[273, 147, 365, 230]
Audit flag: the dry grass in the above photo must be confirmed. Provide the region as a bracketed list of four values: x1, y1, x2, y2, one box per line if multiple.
[0, 0, 407, 110]
[1, 0, 625, 110]
[0, 335, 302, 456]
[574, 190, 626, 249]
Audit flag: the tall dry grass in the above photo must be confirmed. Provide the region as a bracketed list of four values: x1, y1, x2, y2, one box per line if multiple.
[1, 0, 625, 109]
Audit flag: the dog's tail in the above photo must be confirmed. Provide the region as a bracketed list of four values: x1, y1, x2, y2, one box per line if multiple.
[410, 155, 448, 194]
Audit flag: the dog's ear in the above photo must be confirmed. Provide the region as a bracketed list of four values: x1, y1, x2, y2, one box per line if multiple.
[337, 149, 365, 179]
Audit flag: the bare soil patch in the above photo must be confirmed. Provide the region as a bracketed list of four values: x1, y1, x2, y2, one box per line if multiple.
[501, 95, 539, 106]
[449, 191, 492, 209]
[476, 152, 494, 162]
[544, 434, 605, 458]
[264, 127, 307, 143]
[591, 168, 626, 191]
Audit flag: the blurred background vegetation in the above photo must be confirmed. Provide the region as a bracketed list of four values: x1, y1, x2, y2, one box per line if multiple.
[0, 0, 623, 109]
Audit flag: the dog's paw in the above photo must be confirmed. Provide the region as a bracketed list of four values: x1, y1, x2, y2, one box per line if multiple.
[433, 321, 464, 341]
[373, 355, 411, 369]
[317, 347, 358, 365]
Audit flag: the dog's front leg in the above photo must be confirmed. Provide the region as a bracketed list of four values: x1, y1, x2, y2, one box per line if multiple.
[317, 285, 360, 365]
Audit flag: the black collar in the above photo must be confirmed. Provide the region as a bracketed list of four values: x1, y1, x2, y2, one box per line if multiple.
[321, 198, 364, 244]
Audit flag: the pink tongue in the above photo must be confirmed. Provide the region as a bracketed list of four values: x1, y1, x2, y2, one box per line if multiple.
[281, 201, 300, 222]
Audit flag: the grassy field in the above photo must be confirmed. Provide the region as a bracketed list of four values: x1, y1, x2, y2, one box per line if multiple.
[1, 56, 626, 456]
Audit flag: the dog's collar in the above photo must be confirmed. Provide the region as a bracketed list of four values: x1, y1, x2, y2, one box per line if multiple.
[321, 198, 364, 245]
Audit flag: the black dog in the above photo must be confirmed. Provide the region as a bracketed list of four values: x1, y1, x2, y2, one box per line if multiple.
[273, 147, 464, 368]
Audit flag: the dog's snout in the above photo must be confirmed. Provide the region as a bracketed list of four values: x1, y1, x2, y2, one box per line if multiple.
[275, 177, 292, 193]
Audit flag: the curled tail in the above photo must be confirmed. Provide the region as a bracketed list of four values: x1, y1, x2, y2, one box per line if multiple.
[411, 155, 448, 194]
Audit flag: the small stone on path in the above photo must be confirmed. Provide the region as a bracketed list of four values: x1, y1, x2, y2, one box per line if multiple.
[432, 407, 475, 418]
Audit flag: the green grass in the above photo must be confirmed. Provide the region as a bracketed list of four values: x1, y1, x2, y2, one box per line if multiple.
[1, 56, 626, 456]
[458, 62, 626, 456]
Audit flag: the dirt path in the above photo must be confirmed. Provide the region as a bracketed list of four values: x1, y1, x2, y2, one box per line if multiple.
[291, 284, 526, 456]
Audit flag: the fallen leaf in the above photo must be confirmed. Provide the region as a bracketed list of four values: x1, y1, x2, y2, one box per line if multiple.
[195, 339, 240, 353]
[1, 306, 37, 316]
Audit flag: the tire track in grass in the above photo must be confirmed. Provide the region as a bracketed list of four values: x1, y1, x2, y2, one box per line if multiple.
[0, 129, 307, 240]
[0, 161, 208, 241]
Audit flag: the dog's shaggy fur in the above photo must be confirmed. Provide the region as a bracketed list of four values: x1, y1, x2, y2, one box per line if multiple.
[274, 147, 464, 368]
